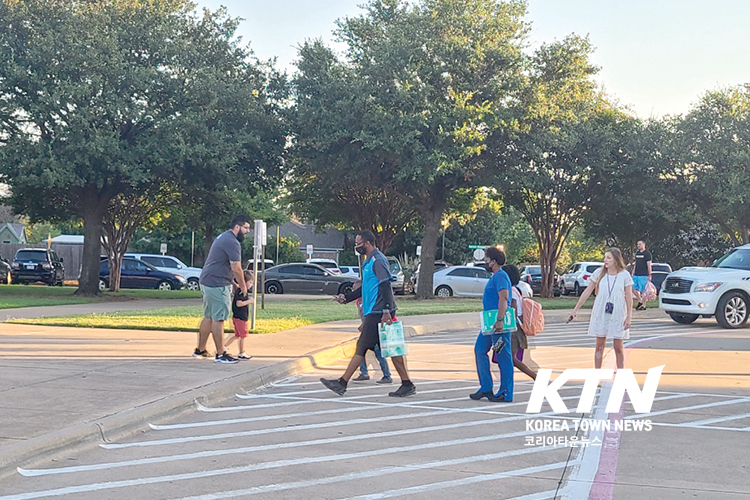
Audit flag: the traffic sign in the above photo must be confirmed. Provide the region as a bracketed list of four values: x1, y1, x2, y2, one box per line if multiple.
[468, 244, 485, 249]
[473, 248, 485, 261]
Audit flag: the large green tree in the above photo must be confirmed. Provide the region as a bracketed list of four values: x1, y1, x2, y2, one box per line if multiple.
[291, 0, 528, 298]
[0, 0, 286, 294]
[675, 86, 750, 246]
[491, 35, 628, 297]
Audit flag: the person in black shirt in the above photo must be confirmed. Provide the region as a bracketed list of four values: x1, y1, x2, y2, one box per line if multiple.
[225, 270, 254, 359]
[632, 241, 652, 311]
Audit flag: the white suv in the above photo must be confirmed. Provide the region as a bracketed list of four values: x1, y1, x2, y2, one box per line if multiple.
[659, 244, 750, 329]
[560, 262, 603, 296]
[125, 253, 202, 291]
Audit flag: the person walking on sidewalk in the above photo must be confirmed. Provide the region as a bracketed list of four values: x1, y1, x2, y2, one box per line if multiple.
[632, 240, 652, 310]
[471, 247, 514, 402]
[568, 248, 633, 370]
[321, 230, 415, 397]
[350, 281, 393, 384]
[225, 269, 254, 360]
[193, 215, 251, 364]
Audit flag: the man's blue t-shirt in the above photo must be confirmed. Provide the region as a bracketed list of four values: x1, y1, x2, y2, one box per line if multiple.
[482, 269, 512, 311]
[361, 249, 394, 316]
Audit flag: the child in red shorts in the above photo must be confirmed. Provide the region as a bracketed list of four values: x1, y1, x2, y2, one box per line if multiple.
[225, 270, 253, 359]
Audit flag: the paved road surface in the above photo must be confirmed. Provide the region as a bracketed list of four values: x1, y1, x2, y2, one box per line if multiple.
[1, 318, 748, 499]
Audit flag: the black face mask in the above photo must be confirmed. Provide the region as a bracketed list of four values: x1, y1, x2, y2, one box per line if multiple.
[236, 231, 245, 242]
[355, 244, 366, 255]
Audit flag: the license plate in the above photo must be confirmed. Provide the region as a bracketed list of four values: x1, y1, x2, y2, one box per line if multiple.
[24, 264, 35, 270]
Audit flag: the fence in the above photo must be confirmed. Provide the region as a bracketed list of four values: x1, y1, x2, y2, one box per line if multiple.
[0, 243, 84, 281]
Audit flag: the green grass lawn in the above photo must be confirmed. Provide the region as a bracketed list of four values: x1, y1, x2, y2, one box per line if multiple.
[0, 284, 201, 309]
[6, 295, 607, 334]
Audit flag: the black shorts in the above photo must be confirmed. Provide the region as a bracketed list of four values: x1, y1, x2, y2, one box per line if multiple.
[356, 314, 381, 356]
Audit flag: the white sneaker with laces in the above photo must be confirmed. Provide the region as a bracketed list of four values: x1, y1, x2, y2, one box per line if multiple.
[237, 352, 252, 360]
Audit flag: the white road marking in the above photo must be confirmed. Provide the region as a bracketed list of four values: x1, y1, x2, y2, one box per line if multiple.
[625, 397, 750, 419]
[8, 442, 562, 500]
[21, 426, 550, 477]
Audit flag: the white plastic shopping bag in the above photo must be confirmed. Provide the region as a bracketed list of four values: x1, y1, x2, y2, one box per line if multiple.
[379, 320, 408, 357]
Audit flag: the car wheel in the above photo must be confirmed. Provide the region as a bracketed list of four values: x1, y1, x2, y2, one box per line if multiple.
[187, 278, 200, 291]
[574, 283, 581, 296]
[265, 281, 283, 294]
[715, 292, 749, 329]
[435, 285, 453, 297]
[339, 283, 354, 295]
[668, 312, 699, 324]
[99, 279, 108, 292]
[157, 280, 173, 291]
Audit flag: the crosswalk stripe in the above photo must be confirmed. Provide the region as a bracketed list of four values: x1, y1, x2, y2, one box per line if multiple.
[625, 397, 750, 419]
[677, 412, 750, 427]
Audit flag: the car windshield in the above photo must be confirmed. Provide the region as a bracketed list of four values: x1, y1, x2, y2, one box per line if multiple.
[713, 248, 750, 271]
[525, 266, 541, 275]
[389, 261, 401, 274]
[586, 265, 602, 273]
[15, 250, 47, 262]
[652, 264, 671, 272]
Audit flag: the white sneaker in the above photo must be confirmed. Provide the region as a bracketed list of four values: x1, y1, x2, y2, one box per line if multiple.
[237, 352, 252, 360]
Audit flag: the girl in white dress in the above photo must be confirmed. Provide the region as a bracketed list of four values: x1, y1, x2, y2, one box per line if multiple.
[568, 248, 633, 369]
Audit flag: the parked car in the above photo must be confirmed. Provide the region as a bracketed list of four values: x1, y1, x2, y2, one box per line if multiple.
[650, 262, 672, 294]
[306, 258, 342, 274]
[339, 265, 361, 278]
[411, 260, 450, 292]
[387, 256, 406, 295]
[263, 263, 356, 295]
[520, 265, 561, 296]
[430, 266, 493, 297]
[10, 248, 65, 286]
[561, 262, 603, 296]
[99, 257, 186, 291]
[246, 259, 275, 272]
[125, 253, 202, 291]
[660, 244, 750, 328]
[0, 253, 11, 284]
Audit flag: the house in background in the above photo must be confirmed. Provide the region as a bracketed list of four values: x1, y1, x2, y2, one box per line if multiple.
[277, 220, 348, 262]
[0, 223, 27, 244]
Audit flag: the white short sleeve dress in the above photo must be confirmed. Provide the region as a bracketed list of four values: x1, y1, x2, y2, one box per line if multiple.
[587, 268, 634, 339]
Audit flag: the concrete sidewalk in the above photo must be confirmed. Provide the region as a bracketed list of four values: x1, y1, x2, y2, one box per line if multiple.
[0, 305, 668, 480]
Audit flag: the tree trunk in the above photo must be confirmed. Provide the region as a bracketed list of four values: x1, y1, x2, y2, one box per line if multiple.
[416, 199, 446, 299]
[76, 188, 109, 296]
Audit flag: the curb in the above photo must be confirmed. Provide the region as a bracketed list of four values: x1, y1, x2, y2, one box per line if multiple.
[0, 339, 357, 482]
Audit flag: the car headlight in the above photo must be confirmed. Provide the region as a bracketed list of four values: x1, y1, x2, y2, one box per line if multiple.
[176, 275, 187, 283]
[694, 282, 723, 293]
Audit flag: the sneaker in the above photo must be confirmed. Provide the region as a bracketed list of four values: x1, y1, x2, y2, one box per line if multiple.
[320, 378, 347, 395]
[353, 373, 370, 381]
[237, 353, 252, 360]
[389, 382, 416, 397]
[214, 352, 239, 364]
[376, 376, 393, 384]
[469, 390, 493, 401]
[488, 392, 512, 403]
[637, 303, 648, 311]
[192, 348, 210, 359]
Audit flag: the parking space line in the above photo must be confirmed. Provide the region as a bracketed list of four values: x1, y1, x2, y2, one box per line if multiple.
[681, 412, 750, 427]
[625, 397, 750, 419]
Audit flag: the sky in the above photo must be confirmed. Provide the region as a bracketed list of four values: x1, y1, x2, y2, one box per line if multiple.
[196, 0, 750, 118]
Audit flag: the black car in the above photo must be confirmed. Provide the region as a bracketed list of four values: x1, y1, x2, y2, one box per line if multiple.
[0, 253, 11, 284]
[651, 262, 672, 294]
[10, 248, 65, 285]
[520, 265, 561, 296]
[263, 263, 357, 295]
[100, 257, 186, 291]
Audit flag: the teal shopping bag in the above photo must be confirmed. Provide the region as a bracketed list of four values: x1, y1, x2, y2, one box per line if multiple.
[480, 307, 516, 335]
[378, 321, 408, 357]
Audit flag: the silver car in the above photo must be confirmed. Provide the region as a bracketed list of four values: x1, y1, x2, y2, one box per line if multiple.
[432, 266, 492, 297]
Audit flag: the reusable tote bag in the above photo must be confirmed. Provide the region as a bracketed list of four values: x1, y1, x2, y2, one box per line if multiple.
[480, 308, 517, 335]
[379, 321, 408, 357]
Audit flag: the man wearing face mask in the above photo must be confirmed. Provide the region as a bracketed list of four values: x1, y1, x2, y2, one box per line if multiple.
[321, 230, 416, 397]
[471, 246, 514, 402]
[193, 215, 251, 364]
